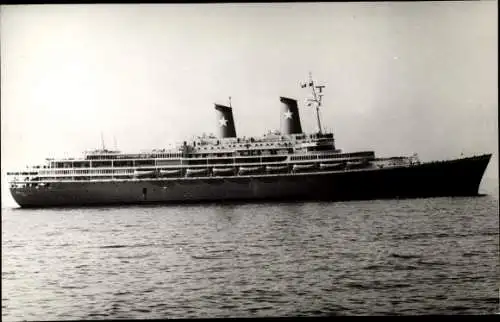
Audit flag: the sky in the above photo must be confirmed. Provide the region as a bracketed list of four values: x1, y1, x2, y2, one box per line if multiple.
[1, 2, 498, 207]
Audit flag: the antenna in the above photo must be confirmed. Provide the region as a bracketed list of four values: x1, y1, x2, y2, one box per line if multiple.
[228, 96, 232, 108]
[113, 136, 118, 151]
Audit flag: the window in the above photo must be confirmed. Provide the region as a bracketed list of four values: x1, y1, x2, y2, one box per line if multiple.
[73, 162, 90, 168]
[187, 159, 207, 165]
[157, 159, 180, 166]
[263, 156, 287, 162]
[114, 160, 133, 167]
[92, 161, 112, 168]
[235, 157, 260, 164]
[135, 160, 155, 167]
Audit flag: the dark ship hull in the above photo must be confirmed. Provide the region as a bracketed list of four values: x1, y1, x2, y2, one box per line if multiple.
[10, 154, 491, 208]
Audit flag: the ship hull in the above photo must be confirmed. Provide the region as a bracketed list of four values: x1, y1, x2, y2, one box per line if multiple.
[10, 154, 492, 208]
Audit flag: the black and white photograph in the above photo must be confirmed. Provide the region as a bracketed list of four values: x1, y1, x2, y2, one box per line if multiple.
[1, 1, 498, 318]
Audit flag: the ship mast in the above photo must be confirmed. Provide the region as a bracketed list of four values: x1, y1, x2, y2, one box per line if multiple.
[100, 132, 106, 151]
[302, 72, 325, 134]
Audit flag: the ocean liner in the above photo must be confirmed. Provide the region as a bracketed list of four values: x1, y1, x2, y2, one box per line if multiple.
[7, 74, 492, 208]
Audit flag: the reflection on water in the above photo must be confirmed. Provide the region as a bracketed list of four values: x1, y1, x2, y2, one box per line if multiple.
[213, 204, 241, 232]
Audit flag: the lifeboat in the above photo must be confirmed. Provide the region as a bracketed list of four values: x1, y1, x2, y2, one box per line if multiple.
[292, 163, 316, 172]
[266, 165, 288, 173]
[185, 168, 209, 177]
[134, 170, 156, 178]
[159, 169, 182, 177]
[346, 159, 369, 169]
[319, 162, 345, 170]
[238, 166, 263, 175]
[212, 167, 235, 176]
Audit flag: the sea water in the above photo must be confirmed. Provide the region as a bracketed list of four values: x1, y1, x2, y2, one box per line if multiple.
[2, 194, 498, 319]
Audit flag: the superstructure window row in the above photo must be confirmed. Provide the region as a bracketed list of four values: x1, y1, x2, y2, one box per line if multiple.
[289, 152, 374, 161]
[291, 155, 318, 161]
[40, 169, 135, 175]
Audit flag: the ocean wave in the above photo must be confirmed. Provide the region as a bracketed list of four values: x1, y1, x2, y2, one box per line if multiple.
[98, 243, 154, 249]
[116, 253, 152, 259]
[191, 255, 233, 260]
[390, 253, 422, 259]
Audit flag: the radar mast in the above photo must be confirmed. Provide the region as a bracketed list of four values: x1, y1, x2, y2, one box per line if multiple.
[301, 72, 326, 134]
